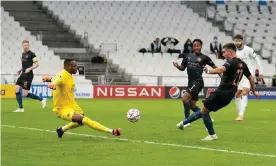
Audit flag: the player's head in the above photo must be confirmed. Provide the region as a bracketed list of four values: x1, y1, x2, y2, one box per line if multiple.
[192, 39, 203, 53]
[22, 40, 29, 52]
[64, 59, 77, 74]
[234, 34, 243, 49]
[222, 43, 237, 60]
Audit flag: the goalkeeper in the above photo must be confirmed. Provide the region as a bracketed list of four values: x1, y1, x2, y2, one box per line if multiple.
[42, 59, 121, 138]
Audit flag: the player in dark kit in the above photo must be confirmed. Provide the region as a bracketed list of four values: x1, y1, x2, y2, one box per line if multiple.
[13, 40, 47, 112]
[173, 39, 219, 128]
[176, 43, 259, 140]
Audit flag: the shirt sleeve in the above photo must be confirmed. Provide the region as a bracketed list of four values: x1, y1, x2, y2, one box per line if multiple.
[243, 62, 252, 78]
[223, 61, 231, 71]
[181, 55, 188, 68]
[32, 52, 38, 62]
[205, 56, 215, 67]
[51, 73, 63, 85]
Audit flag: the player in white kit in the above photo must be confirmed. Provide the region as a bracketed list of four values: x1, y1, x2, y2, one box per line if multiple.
[234, 34, 263, 121]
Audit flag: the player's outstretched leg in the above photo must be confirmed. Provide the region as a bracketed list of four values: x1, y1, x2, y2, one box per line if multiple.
[23, 89, 47, 108]
[176, 111, 202, 130]
[56, 122, 81, 138]
[14, 85, 24, 112]
[73, 113, 121, 136]
[201, 107, 218, 141]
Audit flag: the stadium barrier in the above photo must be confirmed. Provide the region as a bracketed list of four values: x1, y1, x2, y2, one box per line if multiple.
[93, 85, 276, 100]
[93, 85, 165, 98]
[165, 86, 276, 100]
[28, 83, 94, 99]
[0, 84, 15, 98]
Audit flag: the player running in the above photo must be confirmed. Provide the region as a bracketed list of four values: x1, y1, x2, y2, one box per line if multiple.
[176, 43, 259, 140]
[42, 59, 121, 138]
[234, 34, 263, 121]
[14, 40, 47, 112]
[173, 39, 219, 127]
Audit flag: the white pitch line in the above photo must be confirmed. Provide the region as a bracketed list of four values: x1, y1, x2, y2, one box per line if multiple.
[2, 124, 276, 158]
[260, 109, 276, 112]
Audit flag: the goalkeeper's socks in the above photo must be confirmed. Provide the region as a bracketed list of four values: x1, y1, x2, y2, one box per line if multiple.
[27, 93, 43, 101]
[16, 92, 23, 108]
[82, 116, 113, 133]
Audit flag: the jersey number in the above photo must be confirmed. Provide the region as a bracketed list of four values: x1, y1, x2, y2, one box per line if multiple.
[232, 69, 243, 87]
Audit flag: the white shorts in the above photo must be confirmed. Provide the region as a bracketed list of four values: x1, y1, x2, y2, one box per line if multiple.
[238, 76, 250, 90]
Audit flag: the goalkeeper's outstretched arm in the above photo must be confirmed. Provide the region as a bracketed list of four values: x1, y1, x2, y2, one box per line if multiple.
[42, 75, 63, 89]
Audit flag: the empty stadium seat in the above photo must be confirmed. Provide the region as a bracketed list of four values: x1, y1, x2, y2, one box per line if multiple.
[1, 7, 90, 84]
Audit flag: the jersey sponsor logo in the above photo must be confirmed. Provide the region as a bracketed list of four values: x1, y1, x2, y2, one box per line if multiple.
[169, 87, 180, 99]
[94, 86, 165, 99]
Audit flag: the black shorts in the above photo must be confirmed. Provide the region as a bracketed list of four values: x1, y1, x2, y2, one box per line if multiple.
[203, 89, 235, 112]
[187, 82, 203, 101]
[16, 73, 33, 90]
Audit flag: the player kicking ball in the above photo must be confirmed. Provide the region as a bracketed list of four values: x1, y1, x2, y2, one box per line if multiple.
[42, 59, 121, 138]
[176, 43, 259, 140]
[173, 39, 219, 127]
[234, 34, 263, 121]
[14, 40, 47, 112]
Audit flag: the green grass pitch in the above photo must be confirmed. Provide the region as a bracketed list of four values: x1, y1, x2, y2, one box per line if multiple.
[1, 98, 276, 166]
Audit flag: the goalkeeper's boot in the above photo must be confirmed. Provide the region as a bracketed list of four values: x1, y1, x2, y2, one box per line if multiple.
[112, 128, 121, 136]
[56, 127, 64, 138]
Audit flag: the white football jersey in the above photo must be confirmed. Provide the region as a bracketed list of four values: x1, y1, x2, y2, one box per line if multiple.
[236, 45, 257, 73]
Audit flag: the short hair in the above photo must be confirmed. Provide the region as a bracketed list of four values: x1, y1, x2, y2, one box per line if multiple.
[193, 39, 203, 46]
[223, 43, 237, 52]
[22, 40, 29, 44]
[64, 59, 75, 66]
[234, 34, 243, 40]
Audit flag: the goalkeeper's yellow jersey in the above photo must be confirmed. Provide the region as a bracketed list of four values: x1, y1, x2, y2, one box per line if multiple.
[52, 69, 76, 111]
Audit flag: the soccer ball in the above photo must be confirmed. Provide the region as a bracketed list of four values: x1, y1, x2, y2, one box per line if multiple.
[127, 108, 140, 122]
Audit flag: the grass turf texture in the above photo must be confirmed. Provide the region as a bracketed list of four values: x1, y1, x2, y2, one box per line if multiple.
[1, 99, 276, 166]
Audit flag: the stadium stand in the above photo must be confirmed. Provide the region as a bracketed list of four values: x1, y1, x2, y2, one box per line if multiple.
[40, 1, 235, 86]
[1, 6, 91, 84]
[206, 1, 276, 62]
[2, 1, 275, 86]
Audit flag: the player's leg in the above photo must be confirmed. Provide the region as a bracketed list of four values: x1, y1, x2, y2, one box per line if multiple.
[56, 105, 84, 137]
[239, 87, 250, 119]
[14, 84, 24, 112]
[57, 108, 121, 137]
[235, 89, 242, 117]
[182, 92, 192, 119]
[189, 100, 200, 112]
[22, 77, 47, 108]
[73, 114, 121, 136]
[200, 106, 217, 141]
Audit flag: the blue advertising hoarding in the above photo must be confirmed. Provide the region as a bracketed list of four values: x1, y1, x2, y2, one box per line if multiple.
[28, 84, 53, 98]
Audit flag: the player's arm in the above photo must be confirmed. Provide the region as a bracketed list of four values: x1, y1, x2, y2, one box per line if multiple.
[173, 55, 187, 71]
[251, 49, 263, 74]
[44, 74, 63, 90]
[244, 63, 260, 98]
[206, 56, 222, 77]
[204, 66, 226, 74]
